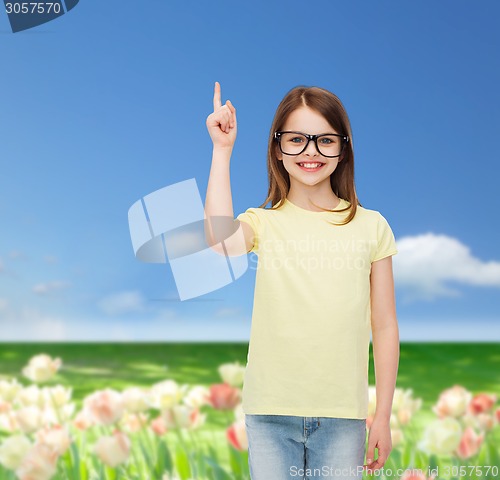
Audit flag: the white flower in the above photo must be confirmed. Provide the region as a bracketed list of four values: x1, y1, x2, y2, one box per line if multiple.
[122, 387, 150, 413]
[418, 417, 462, 456]
[183, 385, 210, 409]
[0, 411, 18, 433]
[0, 378, 23, 403]
[391, 428, 404, 447]
[218, 362, 245, 387]
[163, 405, 206, 430]
[119, 412, 149, 433]
[14, 405, 45, 434]
[42, 402, 76, 425]
[42, 385, 72, 408]
[22, 354, 62, 383]
[367, 386, 377, 417]
[16, 385, 44, 408]
[233, 403, 245, 422]
[0, 434, 32, 470]
[149, 380, 188, 410]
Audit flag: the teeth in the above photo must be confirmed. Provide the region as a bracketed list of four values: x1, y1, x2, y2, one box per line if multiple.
[299, 163, 322, 168]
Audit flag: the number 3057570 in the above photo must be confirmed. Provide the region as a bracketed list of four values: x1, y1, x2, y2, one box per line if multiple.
[5, 3, 62, 14]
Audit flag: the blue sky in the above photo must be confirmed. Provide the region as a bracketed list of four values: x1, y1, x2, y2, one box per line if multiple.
[0, 0, 499, 341]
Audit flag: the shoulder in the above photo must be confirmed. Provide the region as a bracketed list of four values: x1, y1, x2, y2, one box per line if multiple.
[237, 204, 283, 220]
[351, 204, 397, 239]
[353, 203, 386, 224]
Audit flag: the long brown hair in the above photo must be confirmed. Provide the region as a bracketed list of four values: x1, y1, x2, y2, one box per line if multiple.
[256, 85, 361, 225]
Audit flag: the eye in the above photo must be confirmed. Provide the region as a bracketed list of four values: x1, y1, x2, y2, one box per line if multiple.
[319, 135, 339, 144]
[290, 136, 304, 143]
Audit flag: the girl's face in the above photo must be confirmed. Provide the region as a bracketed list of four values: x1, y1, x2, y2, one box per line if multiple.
[277, 106, 342, 192]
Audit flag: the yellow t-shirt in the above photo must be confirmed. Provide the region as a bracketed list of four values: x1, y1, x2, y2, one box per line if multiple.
[235, 197, 398, 419]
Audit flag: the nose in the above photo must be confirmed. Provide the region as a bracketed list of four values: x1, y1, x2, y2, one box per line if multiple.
[304, 138, 320, 156]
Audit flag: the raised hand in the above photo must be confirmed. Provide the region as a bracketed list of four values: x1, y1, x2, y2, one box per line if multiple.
[206, 81, 237, 149]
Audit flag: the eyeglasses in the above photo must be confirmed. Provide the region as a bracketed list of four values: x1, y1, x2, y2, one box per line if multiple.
[274, 131, 349, 158]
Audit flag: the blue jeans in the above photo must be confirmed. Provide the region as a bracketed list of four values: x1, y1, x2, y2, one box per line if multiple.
[245, 414, 367, 480]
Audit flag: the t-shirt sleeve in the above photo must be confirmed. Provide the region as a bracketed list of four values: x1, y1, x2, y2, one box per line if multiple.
[371, 212, 398, 263]
[235, 208, 261, 254]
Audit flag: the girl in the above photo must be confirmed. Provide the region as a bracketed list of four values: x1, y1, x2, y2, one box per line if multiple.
[205, 81, 399, 479]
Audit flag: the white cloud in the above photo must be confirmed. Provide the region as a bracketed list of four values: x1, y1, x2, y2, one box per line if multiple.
[394, 233, 500, 302]
[0, 307, 68, 341]
[98, 290, 147, 316]
[0, 307, 497, 342]
[398, 318, 500, 342]
[33, 281, 71, 295]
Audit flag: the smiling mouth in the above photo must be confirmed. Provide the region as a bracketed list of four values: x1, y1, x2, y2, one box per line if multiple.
[296, 162, 326, 171]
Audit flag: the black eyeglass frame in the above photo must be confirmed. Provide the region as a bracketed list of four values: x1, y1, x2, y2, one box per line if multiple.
[274, 131, 349, 158]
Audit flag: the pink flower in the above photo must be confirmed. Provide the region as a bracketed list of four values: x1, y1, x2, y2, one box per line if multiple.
[495, 407, 500, 425]
[476, 413, 496, 431]
[0, 400, 11, 414]
[467, 393, 497, 415]
[397, 408, 412, 426]
[35, 424, 72, 456]
[83, 389, 123, 426]
[151, 415, 168, 436]
[73, 409, 95, 430]
[15, 443, 58, 480]
[432, 385, 472, 418]
[208, 383, 241, 410]
[456, 426, 484, 459]
[226, 419, 248, 450]
[162, 405, 206, 430]
[93, 430, 131, 468]
[120, 412, 149, 433]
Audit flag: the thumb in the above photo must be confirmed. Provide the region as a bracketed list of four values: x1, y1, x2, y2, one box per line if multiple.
[366, 442, 375, 465]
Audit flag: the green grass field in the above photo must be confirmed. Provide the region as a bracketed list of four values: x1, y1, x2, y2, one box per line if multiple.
[1, 342, 499, 478]
[2, 342, 499, 411]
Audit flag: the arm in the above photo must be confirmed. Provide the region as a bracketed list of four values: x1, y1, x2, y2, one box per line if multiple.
[365, 255, 399, 472]
[204, 82, 254, 256]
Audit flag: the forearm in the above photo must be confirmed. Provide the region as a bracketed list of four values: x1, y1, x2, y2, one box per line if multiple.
[204, 146, 236, 249]
[371, 322, 400, 421]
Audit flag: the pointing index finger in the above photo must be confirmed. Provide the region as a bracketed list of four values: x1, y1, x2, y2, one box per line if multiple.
[213, 81, 222, 111]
